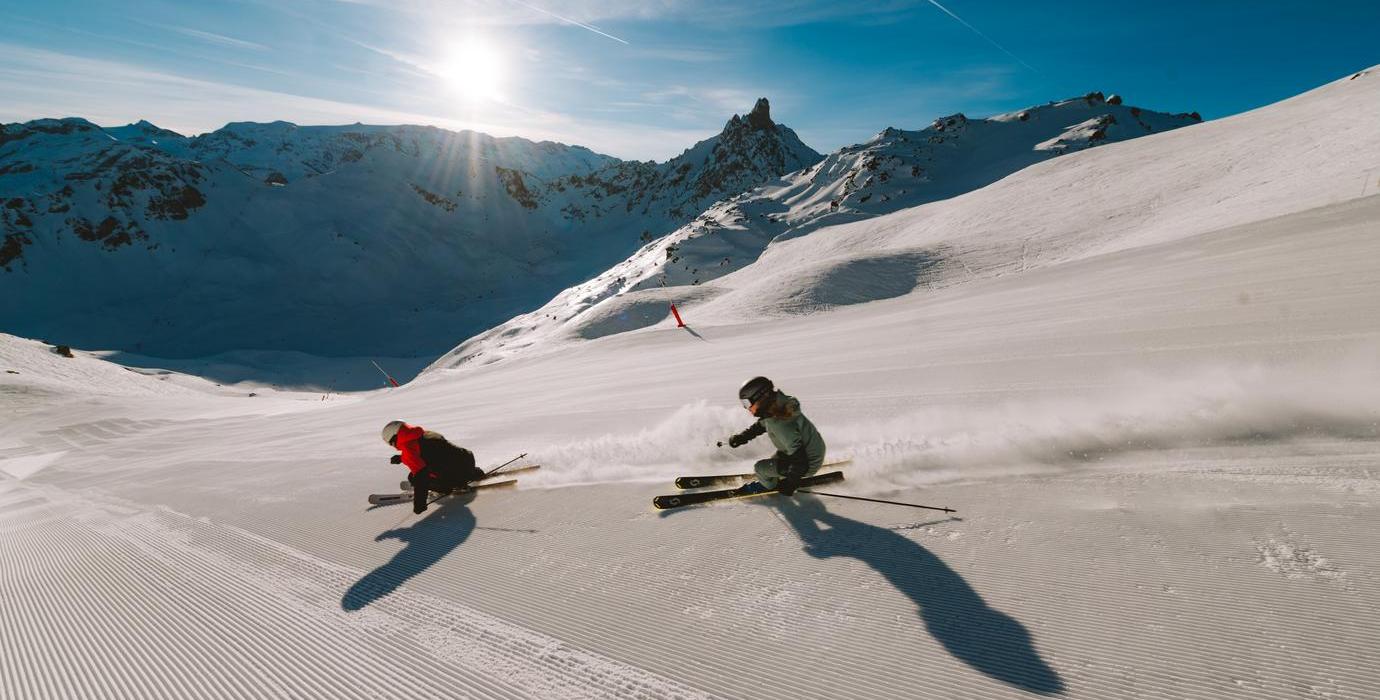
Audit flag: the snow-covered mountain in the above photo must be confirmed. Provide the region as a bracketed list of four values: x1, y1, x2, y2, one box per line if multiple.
[0, 99, 820, 358]
[3, 67, 1378, 700]
[432, 93, 1201, 367]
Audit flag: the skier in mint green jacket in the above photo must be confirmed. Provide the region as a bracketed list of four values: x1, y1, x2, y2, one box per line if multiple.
[725, 376, 826, 496]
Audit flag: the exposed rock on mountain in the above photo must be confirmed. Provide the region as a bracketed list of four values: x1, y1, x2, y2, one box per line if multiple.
[0, 101, 821, 357]
[434, 94, 1202, 368]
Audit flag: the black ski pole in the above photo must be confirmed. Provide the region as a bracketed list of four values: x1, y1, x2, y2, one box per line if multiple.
[424, 453, 528, 508]
[484, 452, 527, 477]
[796, 489, 955, 513]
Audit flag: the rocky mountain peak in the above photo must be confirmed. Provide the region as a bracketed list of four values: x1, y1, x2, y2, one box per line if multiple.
[746, 98, 773, 131]
[722, 97, 776, 134]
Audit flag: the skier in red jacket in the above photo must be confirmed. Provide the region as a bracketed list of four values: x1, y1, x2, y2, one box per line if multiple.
[381, 421, 486, 514]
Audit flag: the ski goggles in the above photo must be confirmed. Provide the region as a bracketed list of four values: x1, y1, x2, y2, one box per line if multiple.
[742, 396, 769, 414]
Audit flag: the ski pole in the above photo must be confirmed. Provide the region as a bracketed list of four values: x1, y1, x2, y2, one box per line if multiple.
[797, 489, 955, 513]
[424, 454, 528, 509]
[484, 452, 527, 477]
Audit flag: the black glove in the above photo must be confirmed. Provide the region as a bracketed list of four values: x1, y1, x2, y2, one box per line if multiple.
[413, 503, 427, 514]
[777, 471, 803, 496]
[776, 454, 808, 497]
[727, 421, 765, 449]
[390, 454, 402, 464]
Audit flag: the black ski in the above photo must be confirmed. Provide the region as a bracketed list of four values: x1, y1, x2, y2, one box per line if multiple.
[675, 459, 852, 489]
[399, 464, 540, 491]
[653, 471, 844, 510]
[369, 479, 518, 507]
[491, 463, 541, 477]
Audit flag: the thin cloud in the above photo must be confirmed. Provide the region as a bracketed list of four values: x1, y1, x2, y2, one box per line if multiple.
[130, 19, 272, 52]
[598, 0, 924, 29]
[923, 0, 1037, 72]
[305, 0, 925, 30]
[0, 43, 702, 160]
[170, 26, 271, 52]
[0, 44, 491, 134]
[628, 46, 729, 63]
[642, 85, 762, 115]
[344, 37, 437, 78]
[500, 0, 630, 44]
[17, 18, 287, 77]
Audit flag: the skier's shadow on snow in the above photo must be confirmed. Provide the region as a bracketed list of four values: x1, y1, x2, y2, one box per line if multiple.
[341, 495, 477, 612]
[771, 497, 1065, 695]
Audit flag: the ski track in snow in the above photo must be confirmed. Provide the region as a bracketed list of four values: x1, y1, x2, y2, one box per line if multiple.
[521, 354, 1380, 491]
[0, 452, 66, 479]
[1255, 529, 1353, 590]
[0, 482, 709, 700]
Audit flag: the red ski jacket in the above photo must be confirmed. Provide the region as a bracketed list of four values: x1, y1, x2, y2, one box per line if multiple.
[394, 424, 428, 475]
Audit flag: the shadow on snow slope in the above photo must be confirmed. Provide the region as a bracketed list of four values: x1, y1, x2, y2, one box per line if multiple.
[97, 350, 435, 393]
[772, 497, 1065, 695]
[342, 496, 477, 611]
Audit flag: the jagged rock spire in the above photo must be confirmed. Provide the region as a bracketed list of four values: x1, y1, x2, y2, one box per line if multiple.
[746, 98, 773, 131]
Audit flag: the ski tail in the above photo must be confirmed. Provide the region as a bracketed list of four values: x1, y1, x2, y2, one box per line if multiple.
[369, 478, 519, 507]
[488, 463, 540, 478]
[398, 465, 539, 492]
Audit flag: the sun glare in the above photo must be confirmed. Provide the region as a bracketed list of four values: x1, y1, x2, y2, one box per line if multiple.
[437, 40, 505, 102]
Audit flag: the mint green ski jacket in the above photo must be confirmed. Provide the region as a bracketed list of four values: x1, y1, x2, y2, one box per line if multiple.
[760, 392, 826, 469]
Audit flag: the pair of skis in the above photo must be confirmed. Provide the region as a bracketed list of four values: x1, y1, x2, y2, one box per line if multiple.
[654, 459, 854, 510]
[672, 458, 851, 489]
[367, 463, 541, 507]
[653, 471, 845, 509]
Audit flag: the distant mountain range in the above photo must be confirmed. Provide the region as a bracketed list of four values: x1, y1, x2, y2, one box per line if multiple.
[0, 98, 819, 357]
[432, 93, 1202, 368]
[1, 93, 1199, 363]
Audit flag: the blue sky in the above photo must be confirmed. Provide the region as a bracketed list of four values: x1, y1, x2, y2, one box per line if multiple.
[1, 0, 1376, 160]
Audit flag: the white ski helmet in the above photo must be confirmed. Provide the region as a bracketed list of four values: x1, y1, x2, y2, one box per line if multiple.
[381, 420, 405, 445]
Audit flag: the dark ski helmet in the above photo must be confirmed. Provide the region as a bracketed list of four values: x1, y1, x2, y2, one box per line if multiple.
[738, 376, 775, 410]
[381, 420, 405, 445]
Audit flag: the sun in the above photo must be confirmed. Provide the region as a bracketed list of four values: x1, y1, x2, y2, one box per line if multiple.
[436, 40, 505, 102]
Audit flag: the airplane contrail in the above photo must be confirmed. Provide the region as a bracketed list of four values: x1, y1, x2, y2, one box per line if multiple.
[503, 0, 630, 45]
[924, 0, 1037, 72]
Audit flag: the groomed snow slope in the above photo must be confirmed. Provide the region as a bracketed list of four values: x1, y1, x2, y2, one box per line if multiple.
[436, 68, 1374, 368]
[3, 68, 1379, 699]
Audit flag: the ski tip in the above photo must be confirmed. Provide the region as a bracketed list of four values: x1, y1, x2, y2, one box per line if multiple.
[674, 474, 749, 489]
[652, 495, 683, 510]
